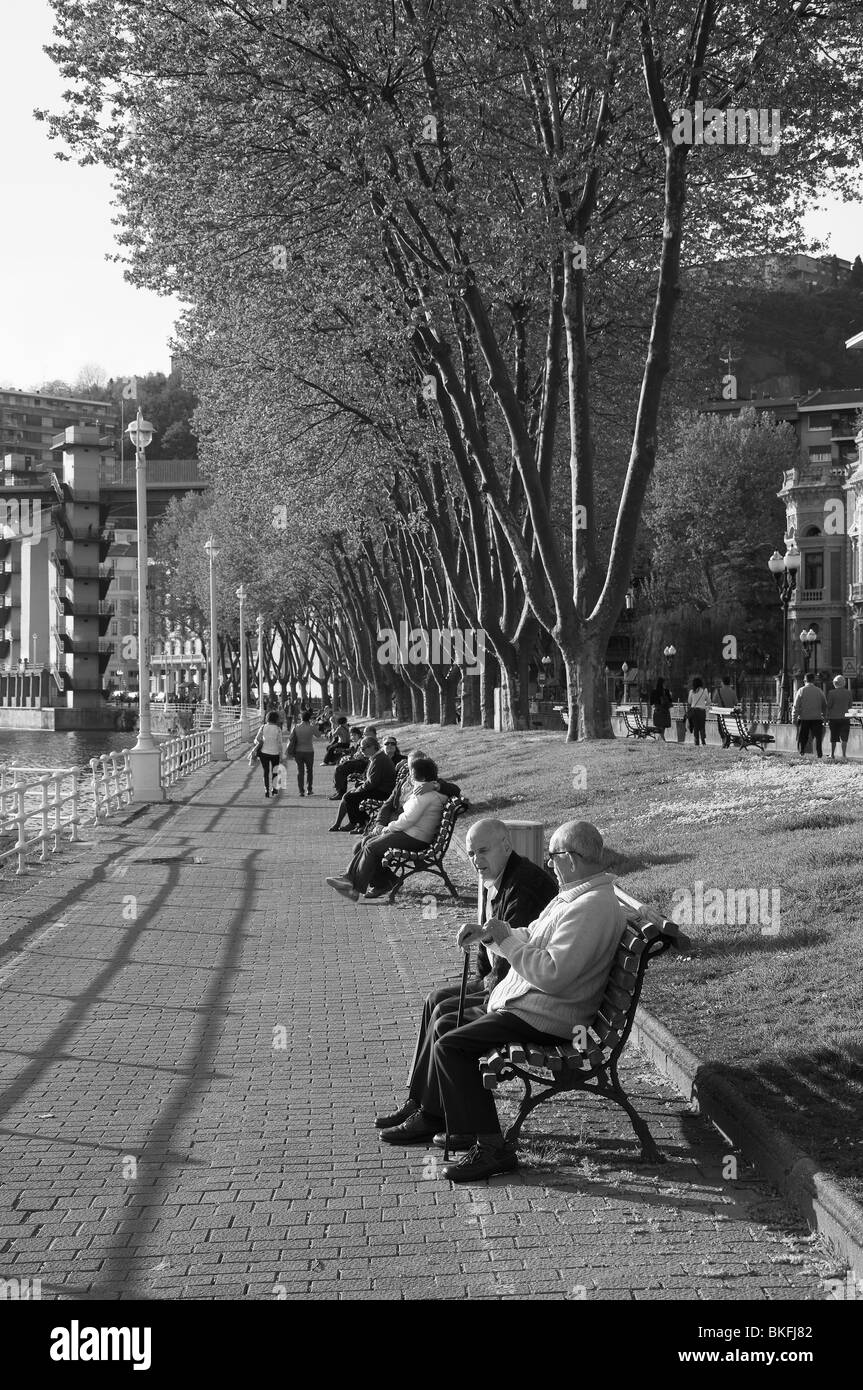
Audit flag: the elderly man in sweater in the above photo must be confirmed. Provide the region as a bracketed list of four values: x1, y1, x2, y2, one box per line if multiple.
[793, 672, 828, 758]
[380, 819, 626, 1182]
[326, 756, 450, 902]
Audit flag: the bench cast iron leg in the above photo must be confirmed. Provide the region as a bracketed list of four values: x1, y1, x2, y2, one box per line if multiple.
[607, 1063, 664, 1163]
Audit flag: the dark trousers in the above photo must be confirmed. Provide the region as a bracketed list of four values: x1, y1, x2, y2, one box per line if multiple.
[259, 752, 279, 792]
[324, 742, 349, 765]
[334, 756, 366, 796]
[409, 985, 570, 1136]
[294, 751, 314, 792]
[348, 830, 427, 894]
[797, 719, 824, 757]
[689, 708, 707, 745]
[336, 787, 373, 828]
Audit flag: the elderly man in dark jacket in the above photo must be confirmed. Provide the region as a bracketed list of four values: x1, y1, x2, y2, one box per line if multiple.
[329, 737, 396, 831]
[375, 818, 557, 1147]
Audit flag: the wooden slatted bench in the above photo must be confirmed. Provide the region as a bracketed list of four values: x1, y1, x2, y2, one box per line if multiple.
[381, 795, 468, 902]
[617, 704, 661, 740]
[479, 885, 691, 1163]
[710, 706, 774, 754]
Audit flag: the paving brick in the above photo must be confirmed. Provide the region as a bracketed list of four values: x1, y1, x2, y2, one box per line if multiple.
[0, 753, 839, 1301]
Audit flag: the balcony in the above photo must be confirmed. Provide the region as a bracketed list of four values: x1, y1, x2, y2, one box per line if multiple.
[52, 585, 113, 621]
[50, 546, 112, 586]
[49, 471, 100, 505]
[799, 588, 824, 602]
[850, 582, 863, 605]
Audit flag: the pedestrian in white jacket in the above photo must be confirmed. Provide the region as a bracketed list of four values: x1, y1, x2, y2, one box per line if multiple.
[326, 758, 451, 901]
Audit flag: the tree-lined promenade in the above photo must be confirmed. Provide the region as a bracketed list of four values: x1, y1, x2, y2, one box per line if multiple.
[39, 0, 863, 738]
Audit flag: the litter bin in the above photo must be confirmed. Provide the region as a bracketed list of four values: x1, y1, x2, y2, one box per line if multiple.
[670, 702, 687, 742]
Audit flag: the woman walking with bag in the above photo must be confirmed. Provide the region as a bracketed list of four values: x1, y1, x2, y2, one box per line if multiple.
[252, 711, 284, 798]
[687, 677, 710, 746]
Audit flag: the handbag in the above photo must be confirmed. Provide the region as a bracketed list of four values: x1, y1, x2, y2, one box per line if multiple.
[286, 728, 298, 757]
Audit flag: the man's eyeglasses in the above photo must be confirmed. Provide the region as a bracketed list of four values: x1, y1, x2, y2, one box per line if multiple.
[544, 849, 571, 870]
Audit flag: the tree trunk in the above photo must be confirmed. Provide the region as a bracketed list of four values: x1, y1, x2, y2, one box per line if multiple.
[562, 641, 615, 741]
[392, 673, 412, 720]
[439, 671, 458, 726]
[423, 674, 440, 724]
[480, 646, 498, 728]
[409, 682, 423, 722]
[497, 663, 518, 732]
[460, 669, 480, 726]
[517, 638, 532, 726]
[348, 677, 363, 716]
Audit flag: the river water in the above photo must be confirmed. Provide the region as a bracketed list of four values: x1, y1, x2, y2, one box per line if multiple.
[0, 729, 135, 772]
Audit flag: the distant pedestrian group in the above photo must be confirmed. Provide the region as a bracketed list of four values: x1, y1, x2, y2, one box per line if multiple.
[794, 672, 853, 760]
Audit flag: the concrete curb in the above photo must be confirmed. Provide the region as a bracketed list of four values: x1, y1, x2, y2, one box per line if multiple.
[451, 832, 863, 1280]
[632, 1007, 863, 1282]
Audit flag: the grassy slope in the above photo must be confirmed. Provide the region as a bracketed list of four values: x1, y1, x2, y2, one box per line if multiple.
[388, 723, 863, 1200]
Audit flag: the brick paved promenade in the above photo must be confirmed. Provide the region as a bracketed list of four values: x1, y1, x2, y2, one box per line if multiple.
[0, 753, 839, 1300]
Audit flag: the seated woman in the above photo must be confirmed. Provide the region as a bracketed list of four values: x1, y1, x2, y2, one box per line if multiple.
[326, 757, 449, 902]
[382, 736, 407, 768]
[323, 715, 352, 764]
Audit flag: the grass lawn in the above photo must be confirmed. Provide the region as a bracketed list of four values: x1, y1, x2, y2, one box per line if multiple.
[387, 722, 863, 1204]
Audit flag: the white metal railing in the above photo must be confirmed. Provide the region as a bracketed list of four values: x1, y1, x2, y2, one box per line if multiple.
[160, 729, 211, 787]
[89, 752, 133, 819]
[0, 766, 80, 875]
[222, 716, 244, 753]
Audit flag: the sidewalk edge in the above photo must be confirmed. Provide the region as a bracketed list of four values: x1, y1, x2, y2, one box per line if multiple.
[632, 1006, 863, 1281]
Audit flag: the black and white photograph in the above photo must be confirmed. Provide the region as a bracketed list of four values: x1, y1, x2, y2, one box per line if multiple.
[1, 0, 862, 1361]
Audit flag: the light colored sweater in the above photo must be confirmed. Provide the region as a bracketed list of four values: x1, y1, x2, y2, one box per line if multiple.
[387, 784, 448, 842]
[486, 872, 626, 1036]
[793, 684, 827, 720]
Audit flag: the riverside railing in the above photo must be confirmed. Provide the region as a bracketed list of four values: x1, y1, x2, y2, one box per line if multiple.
[159, 728, 211, 787]
[89, 752, 133, 819]
[0, 766, 80, 875]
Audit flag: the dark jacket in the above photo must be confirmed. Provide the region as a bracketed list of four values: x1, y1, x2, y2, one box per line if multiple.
[472, 851, 558, 992]
[359, 751, 397, 799]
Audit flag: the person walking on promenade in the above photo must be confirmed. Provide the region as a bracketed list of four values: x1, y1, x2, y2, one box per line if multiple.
[289, 710, 317, 795]
[826, 675, 853, 760]
[687, 676, 710, 746]
[650, 678, 672, 741]
[378, 820, 625, 1182]
[252, 711, 284, 799]
[793, 672, 828, 758]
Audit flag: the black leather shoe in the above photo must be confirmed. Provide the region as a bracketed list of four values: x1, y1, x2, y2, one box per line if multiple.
[441, 1141, 518, 1182]
[374, 1100, 419, 1129]
[432, 1132, 474, 1151]
[379, 1111, 443, 1144]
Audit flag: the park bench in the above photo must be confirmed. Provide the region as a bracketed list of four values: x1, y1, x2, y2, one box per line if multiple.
[359, 760, 411, 826]
[479, 885, 691, 1164]
[381, 795, 468, 903]
[847, 704, 863, 729]
[617, 704, 660, 740]
[710, 706, 774, 754]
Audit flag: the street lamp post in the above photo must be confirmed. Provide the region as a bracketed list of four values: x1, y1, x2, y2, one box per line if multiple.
[662, 644, 677, 685]
[204, 536, 226, 761]
[236, 584, 250, 739]
[800, 627, 818, 675]
[126, 412, 164, 801]
[767, 538, 801, 722]
[257, 614, 264, 713]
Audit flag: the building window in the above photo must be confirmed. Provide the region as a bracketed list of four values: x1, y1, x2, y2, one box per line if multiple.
[804, 551, 824, 591]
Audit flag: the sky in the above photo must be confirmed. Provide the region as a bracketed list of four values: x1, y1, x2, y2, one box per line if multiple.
[0, 2, 861, 393]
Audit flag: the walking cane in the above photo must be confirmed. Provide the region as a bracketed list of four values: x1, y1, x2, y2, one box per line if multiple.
[443, 884, 484, 1163]
[443, 946, 471, 1166]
